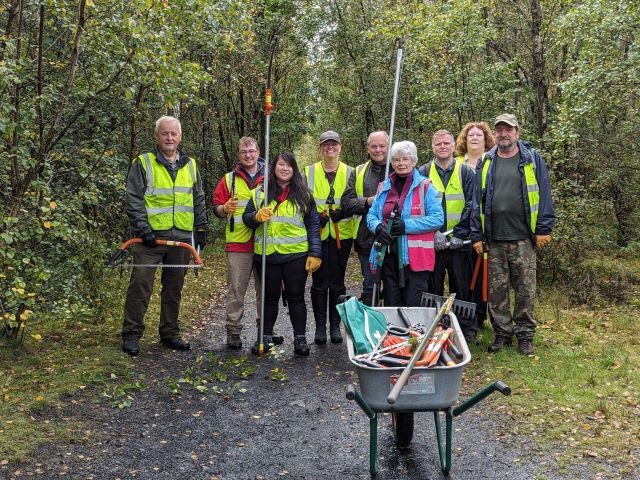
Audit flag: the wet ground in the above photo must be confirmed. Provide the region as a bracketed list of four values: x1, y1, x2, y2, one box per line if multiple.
[2, 277, 625, 480]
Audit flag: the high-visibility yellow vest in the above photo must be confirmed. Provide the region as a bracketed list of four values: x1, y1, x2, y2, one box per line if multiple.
[480, 157, 539, 234]
[352, 161, 371, 234]
[224, 171, 257, 244]
[252, 186, 308, 255]
[428, 161, 465, 231]
[138, 152, 196, 231]
[304, 161, 354, 241]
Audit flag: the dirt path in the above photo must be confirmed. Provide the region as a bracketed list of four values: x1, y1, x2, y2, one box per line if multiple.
[2, 276, 602, 480]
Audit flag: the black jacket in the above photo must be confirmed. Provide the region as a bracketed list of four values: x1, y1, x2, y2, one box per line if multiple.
[341, 160, 387, 254]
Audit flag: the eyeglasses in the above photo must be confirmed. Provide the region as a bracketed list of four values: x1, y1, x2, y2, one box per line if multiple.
[391, 157, 413, 164]
[239, 149, 257, 156]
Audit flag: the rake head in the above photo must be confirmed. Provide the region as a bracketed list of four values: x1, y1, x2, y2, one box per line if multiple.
[421, 292, 476, 320]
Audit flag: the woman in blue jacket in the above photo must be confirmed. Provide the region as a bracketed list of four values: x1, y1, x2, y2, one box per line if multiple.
[244, 152, 322, 356]
[367, 141, 444, 306]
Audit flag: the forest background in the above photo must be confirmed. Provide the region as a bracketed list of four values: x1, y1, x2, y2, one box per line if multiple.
[1, 0, 639, 471]
[2, 0, 638, 333]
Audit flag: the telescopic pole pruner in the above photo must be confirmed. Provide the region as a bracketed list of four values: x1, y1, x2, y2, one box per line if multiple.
[384, 38, 404, 179]
[258, 86, 273, 356]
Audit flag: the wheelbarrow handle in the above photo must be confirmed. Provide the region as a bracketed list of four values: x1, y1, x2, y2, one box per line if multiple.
[118, 238, 204, 266]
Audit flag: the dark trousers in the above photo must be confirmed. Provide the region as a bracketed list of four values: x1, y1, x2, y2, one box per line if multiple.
[311, 238, 353, 322]
[381, 252, 428, 307]
[255, 256, 308, 336]
[122, 243, 190, 340]
[427, 249, 475, 337]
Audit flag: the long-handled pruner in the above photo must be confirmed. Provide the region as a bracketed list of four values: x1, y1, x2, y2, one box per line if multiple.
[106, 238, 204, 275]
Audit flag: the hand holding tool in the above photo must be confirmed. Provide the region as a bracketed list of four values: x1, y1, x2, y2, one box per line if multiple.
[448, 236, 464, 250]
[434, 231, 447, 251]
[473, 241, 483, 255]
[223, 198, 238, 215]
[255, 207, 273, 223]
[390, 218, 405, 237]
[375, 224, 393, 246]
[141, 232, 157, 248]
[535, 234, 551, 248]
[319, 211, 329, 229]
[195, 230, 207, 251]
[305, 256, 322, 273]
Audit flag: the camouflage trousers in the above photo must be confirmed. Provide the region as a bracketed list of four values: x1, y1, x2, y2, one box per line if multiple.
[487, 240, 537, 340]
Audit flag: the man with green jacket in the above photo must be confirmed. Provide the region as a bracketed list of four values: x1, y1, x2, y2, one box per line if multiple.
[122, 116, 207, 356]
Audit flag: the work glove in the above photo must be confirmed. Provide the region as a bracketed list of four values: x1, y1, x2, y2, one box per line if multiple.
[434, 231, 447, 251]
[223, 198, 238, 215]
[255, 207, 273, 223]
[449, 236, 464, 250]
[305, 256, 322, 273]
[374, 224, 393, 246]
[329, 208, 344, 223]
[141, 232, 157, 248]
[319, 212, 329, 229]
[195, 230, 207, 251]
[536, 234, 551, 249]
[390, 218, 405, 237]
[473, 241, 484, 255]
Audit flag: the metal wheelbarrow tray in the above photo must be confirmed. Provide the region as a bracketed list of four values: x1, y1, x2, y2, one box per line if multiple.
[343, 305, 511, 476]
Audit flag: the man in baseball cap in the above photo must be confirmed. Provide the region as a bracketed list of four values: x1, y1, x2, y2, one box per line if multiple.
[470, 113, 555, 355]
[319, 130, 341, 145]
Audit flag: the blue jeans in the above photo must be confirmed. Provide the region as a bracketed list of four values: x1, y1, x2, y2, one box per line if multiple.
[358, 252, 375, 296]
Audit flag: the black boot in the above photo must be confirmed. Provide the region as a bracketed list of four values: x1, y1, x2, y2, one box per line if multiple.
[487, 335, 512, 353]
[311, 288, 328, 345]
[329, 289, 344, 344]
[293, 335, 310, 356]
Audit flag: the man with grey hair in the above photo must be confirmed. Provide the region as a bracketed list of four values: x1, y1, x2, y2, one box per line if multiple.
[471, 114, 555, 355]
[342, 130, 390, 305]
[419, 129, 476, 344]
[121, 116, 207, 356]
[366, 141, 443, 306]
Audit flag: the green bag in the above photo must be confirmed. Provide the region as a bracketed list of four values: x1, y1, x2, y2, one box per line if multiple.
[336, 297, 388, 355]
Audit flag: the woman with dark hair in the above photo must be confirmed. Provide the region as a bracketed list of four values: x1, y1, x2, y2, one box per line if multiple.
[455, 122, 495, 333]
[243, 152, 322, 356]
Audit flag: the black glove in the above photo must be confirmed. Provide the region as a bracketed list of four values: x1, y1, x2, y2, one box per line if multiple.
[390, 218, 405, 237]
[375, 224, 393, 246]
[319, 213, 329, 229]
[141, 232, 157, 248]
[195, 230, 207, 251]
[329, 208, 344, 223]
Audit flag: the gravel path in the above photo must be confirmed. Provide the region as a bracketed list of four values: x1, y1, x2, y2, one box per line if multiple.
[2, 274, 625, 480]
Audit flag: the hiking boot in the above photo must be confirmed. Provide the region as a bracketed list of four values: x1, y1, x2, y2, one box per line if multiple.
[160, 337, 191, 351]
[122, 337, 140, 357]
[251, 336, 272, 355]
[293, 335, 310, 356]
[464, 334, 479, 347]
[487, 336, 512, 353]
[226, 334, 242, 350]
[314, 325, 327, 345]
[517, 338, 535, 355]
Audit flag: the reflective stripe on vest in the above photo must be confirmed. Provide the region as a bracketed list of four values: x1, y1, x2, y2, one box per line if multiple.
[428, 161, 464, 231]
[352, 161, 371, 234]
[480, 157, 539, 234]
[224, 171, 259, 244]
[140, 153, 196, 231]
[252, 187, 308, 255]
[304, 161, 355, 240]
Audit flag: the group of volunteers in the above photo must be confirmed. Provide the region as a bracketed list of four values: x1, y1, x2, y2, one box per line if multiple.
[120, 113, 555, 358]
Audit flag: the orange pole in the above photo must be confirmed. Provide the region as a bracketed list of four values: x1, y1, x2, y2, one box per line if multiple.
[482, 252, 488, 302]
[118, 238, 203, 265]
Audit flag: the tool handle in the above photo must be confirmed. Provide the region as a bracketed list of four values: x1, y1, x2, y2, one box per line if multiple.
[482, 252, 488, 302]
[470, 254, 482, 291]
[334, 220, 341, 249]
[387, 294, 455, 404]
[118, 238, 204, 266]
[396, 308, 412, 328]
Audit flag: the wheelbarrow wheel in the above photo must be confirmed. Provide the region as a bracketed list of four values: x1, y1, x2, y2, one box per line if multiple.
[392, 412, 414, 448]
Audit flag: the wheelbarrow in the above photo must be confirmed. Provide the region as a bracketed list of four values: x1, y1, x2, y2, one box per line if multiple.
[341, 301, 511, 476]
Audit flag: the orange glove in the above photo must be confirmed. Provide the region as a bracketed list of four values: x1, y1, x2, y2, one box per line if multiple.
[536, 234, 551, 248]
[223, 198, 238, 215]
[473, 241, 483, 255]
[255, 207, 273, 223]
[305, 256, 322, 273]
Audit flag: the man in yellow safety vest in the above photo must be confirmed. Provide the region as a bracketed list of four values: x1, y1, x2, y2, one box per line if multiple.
[122, 116, 207, 356]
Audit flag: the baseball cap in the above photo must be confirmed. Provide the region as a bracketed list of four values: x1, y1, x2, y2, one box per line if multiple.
[494, 113, 519, 128]
[319, 130, 341, 145]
